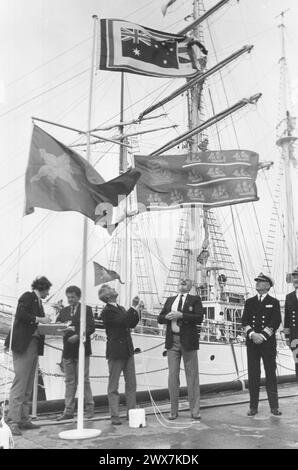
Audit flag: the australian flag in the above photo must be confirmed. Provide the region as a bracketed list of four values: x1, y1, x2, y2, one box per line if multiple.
[100, 19, 198, 78]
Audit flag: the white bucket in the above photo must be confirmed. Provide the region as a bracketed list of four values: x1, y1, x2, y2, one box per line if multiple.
[0, 420, 14, 449]
[128, 408, 146, 428]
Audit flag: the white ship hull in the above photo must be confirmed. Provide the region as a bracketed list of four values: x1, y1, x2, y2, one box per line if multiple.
[0, 330, 295, 404]
[38, 330, 296, 401]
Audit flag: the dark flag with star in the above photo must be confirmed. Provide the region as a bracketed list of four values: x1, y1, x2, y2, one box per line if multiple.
[99, 19, 199, 78]
[25, 125, 141, 223]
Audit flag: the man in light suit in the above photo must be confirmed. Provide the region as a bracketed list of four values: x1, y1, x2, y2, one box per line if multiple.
[158, 279, 203, 420]
[284, 267, 298, 381]
[56, 285, 95, 421]
[242, 273, 282, 416]
[5, 276, 52, 436]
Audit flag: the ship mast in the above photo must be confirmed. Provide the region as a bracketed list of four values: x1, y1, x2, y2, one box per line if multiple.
[275, 10, 298, 275]
[262, 10, 298, 294]
[187, 0, 204, 289]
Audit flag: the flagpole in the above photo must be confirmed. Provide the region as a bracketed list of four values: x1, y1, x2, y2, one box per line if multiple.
[59, 14, 101, 440]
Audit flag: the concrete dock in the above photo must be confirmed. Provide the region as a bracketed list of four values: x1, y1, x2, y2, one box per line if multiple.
[7, 383, 298, 449]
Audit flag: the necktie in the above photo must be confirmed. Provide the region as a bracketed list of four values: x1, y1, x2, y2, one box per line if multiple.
[71, 306, 75, 317]
[177, 294, 184, 312]
[259, 295, 262, 303]
[171, 294, 184, 333]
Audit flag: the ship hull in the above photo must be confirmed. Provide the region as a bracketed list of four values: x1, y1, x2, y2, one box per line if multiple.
[37, 330, 297, 401]
[1, 329, 295, 403]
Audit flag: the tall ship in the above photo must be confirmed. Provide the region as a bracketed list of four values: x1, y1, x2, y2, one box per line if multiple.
[0, 1, 297, 406]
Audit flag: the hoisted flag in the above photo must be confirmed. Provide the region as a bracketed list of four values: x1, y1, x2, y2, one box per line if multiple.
[25, 125, 140, 222]
[93, 262, 124, 286]
[99, 18, 198, 78]
[134, 150, 259, 209]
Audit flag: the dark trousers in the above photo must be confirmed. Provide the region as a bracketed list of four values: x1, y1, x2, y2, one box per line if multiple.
[167, 335, 200, 417]
[247, 343, 279, 410]
[289, 342, 298, 381]
[107, 355, 136, 419]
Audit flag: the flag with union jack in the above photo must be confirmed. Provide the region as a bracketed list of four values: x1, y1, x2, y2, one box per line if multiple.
[99, 19, 198, 78]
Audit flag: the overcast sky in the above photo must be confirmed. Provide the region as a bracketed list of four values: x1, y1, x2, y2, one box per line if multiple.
[0, 0, 298, 308]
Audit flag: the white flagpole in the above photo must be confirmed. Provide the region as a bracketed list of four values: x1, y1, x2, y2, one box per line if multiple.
[59, 15, 101, 440]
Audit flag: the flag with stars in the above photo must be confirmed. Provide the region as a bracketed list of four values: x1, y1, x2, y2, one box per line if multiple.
[25, 125, 141, 223]
[99, 19, 198, 78]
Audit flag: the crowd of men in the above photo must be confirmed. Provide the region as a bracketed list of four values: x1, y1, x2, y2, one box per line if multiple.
[4, 268, 298, 436]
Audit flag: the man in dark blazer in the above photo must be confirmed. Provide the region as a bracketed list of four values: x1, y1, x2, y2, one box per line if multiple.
[98, 284, 140, 425]
[56, 285, 95, 421]
[283, 267, 298, 380]
[242, 273, 282, 417]
[5, 276, 52, 435]
[158, 279, 203, 420]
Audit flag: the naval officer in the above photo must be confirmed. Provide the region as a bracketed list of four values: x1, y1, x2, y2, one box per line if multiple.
[284, 267, 298, 380]
[242, 273, 282, 416]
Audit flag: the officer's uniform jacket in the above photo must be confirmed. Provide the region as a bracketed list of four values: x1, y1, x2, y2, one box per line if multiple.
[284, 290, 298, 345]
[242, 294, 281, 346]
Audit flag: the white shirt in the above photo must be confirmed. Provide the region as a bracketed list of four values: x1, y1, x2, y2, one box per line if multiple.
[258, 293, 268, 302]
[170, 293, 187, 333]
[296, 289, 298, 299]
[34, 290, 42, 305]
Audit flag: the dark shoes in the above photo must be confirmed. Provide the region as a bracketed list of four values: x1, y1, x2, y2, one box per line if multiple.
[247, 408, 282, 416]
[85, 409, 95, 419]
[168, 414, 178, 420]
[111, 417, 122, 425]
[271, 408, 282, 416]
[9, 424, 22, 436]
[9, 421, 40, 434]
[56, 413, 74, 421]
[19, 421, 40, 430]
[191, 415, 201, 421]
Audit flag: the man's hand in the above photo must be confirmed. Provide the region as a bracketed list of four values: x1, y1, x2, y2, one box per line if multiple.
[251, 332, 264, 344]
[165, 310, 183, 320]
[67, 334, 79, 344]
[36, 315, 51, 324]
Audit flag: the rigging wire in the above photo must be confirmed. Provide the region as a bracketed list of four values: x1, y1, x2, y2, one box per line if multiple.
[0, 213, 58, 282]
[206, 15, 273, 290]
[0, 174, 24, 194]
[6, 37, 92, 88]
[50, 223, 128, 300]
[0, 69, 89, 120]
[0, 213, 52, 268]
[206, 18, 251, 293]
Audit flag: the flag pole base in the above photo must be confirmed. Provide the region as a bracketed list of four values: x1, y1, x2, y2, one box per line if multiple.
[59, 428, 101, 440]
